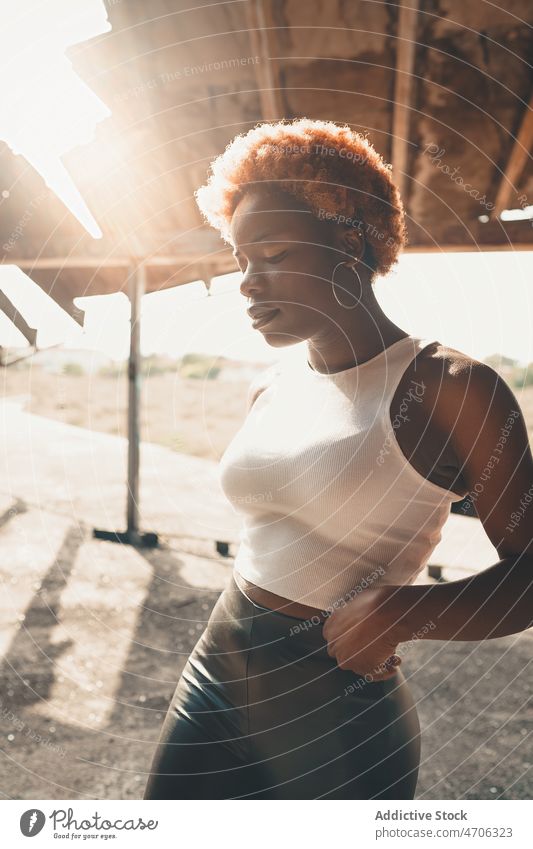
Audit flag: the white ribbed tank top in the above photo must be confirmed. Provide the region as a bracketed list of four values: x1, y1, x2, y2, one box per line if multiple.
[218, 335, 464, 610]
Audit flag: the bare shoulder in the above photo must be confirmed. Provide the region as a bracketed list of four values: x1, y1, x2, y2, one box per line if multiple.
[416, 340, 484, 374]
[415, 340, 501, 385]
[412, 340, 516, 423]
[394, 339, 491, 438]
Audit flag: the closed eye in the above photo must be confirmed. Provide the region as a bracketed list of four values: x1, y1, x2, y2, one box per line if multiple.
[264, 249, 288, 263]
[233, 248, 287, 270]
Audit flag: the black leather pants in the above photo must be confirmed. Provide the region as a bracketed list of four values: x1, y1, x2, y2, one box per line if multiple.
[143, 572, 421, 800]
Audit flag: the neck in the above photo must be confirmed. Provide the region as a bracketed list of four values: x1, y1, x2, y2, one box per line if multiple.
[306, 299, 408, 373]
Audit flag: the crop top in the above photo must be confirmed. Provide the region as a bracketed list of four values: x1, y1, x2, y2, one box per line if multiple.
[217, 335, 465, 610]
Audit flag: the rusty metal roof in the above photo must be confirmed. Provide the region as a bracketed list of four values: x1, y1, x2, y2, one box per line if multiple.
[1, 0, 532, 324]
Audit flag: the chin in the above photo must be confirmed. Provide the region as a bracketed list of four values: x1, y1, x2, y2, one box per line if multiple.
[257, 312, 310, 347]
[260, 332, 290, 347]
[260, 331, 303, 348]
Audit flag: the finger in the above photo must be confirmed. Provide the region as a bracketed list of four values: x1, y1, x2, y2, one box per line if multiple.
[325, 640, 336, 658]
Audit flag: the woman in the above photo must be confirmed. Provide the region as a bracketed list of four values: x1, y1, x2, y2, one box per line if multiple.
[144, 119, 533, 800]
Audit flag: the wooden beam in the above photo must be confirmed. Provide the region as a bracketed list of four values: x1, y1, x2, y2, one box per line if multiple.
[391, 0, 420, 201]
[0, 290, 38, 345]
[8, 256, 232, 271]
[0, 225, 230, 268]
[7, 242, 533, 275]
[246, 0, 283, 121]
[180, 169, 207, 229]
[492, 90, 533, 217]
[8, 258, 132, 269]
[400, 243, 533, 253]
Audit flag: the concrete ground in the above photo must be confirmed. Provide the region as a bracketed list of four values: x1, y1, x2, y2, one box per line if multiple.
[0, 396, 531, 799]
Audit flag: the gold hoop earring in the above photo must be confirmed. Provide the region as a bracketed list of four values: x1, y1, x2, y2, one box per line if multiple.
[331, 261, 363, 309]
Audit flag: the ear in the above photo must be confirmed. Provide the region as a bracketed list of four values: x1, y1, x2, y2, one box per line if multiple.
[334, 224, 365, 262]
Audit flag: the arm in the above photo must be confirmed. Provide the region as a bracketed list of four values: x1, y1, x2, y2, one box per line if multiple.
[385, 361, 533, 642]
[323, 359, 533, 677]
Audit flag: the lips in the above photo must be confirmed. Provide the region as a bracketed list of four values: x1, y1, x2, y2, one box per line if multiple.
[246, 304, 280, 329]
[246, 304, 278, 320]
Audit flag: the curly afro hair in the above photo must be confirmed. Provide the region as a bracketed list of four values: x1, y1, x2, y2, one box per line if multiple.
[195, 118, 407, 279]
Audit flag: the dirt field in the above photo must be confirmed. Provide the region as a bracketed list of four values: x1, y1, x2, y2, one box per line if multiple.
[1, 363, 532, 800]
[2, 363, 533, 461]
[0, 366, 250, 461]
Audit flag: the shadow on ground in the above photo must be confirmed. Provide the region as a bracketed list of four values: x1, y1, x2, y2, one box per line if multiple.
[0, 500, 531, 800]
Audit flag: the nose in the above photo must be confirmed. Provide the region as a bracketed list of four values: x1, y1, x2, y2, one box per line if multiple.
[239, 270, 267, 301]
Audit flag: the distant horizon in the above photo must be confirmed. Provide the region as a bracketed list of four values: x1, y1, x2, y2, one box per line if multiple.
[14, 340, 530, 369]
[1, 249, 533, 369]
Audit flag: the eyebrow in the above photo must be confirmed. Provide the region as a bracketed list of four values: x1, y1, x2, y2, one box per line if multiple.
[232, 230, 285, 253]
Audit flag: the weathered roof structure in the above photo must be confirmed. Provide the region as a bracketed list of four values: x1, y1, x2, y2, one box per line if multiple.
[1, 0, 531, 543]
[1, 0, 532, 324]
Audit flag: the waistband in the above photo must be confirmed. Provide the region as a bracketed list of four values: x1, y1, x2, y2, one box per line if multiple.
[232, 568, 330, 621]
[228, 571, 331, 650]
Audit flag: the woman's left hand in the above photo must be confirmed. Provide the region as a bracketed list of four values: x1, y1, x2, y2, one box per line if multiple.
[321, 586, 405, 681]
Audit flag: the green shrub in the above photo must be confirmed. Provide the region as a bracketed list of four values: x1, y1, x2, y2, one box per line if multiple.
[180, 363, 220, 380]
[62, 362, 84, 376]
[511, 366, 533, 388]
[98, 363, 127, 378]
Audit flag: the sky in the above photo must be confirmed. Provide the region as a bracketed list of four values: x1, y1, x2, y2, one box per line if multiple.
[0, 249, 532, 367]
[1, 0, 111, 237]
[0, 6, 531, 370]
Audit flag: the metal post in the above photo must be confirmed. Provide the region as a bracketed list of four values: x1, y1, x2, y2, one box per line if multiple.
[126, 260, 145, 543]
[93, 259, 158, 548]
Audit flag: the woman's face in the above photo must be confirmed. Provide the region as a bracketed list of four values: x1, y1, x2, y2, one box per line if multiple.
[229, 188, 364, 348]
